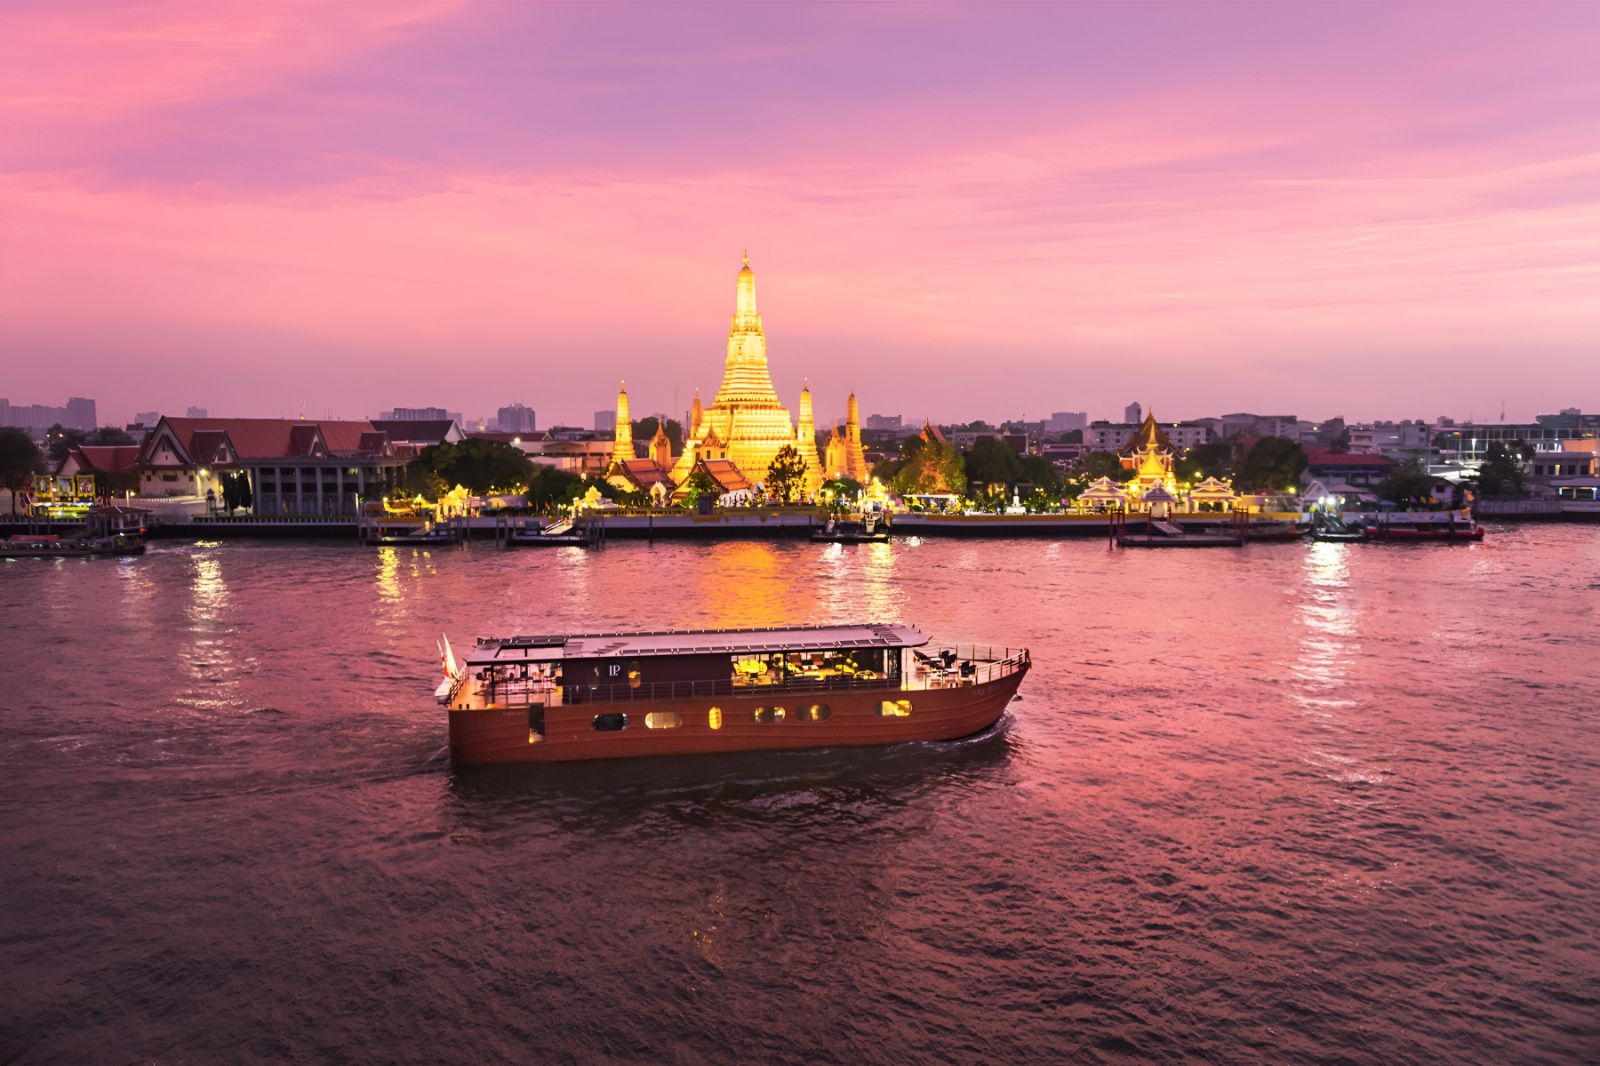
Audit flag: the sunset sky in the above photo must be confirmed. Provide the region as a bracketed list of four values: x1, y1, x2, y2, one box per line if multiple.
[2, 1, 1598, 428]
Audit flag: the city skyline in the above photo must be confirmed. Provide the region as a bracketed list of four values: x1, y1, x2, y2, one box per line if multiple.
[3, 3, 1599, 426]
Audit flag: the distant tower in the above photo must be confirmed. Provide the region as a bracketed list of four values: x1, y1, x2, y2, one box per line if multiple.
[795, 381, 823, 493]
[1125, 401, 1142, 425]
[611, 381, 634, 464]
[842, 391, 869, 479]
[690, 388, 703, 438]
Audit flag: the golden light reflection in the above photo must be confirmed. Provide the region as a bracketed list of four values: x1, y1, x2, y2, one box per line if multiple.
[692, 541, 803, 628]
[1293, 542, 1358, 717]
[376, 547, 401, 604]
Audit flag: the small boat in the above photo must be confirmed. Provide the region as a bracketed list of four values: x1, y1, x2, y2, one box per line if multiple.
[436, 623, 1029, 765]
[1366, 510, 1484, 542]
[3, 532, 145, 558]
[363, 518, 461, 546]
[505, 516, 600, 547]
[3, 505, 149, 558]
[1309, 514, 1368, 542]
[812, 514, 890, 544]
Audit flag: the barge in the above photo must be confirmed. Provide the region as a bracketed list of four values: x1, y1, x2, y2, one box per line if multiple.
[437, 623, 1029, 765]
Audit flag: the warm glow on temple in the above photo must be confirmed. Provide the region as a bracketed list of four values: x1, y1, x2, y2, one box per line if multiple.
[1121, 410, 1180, 501]
[602, 252, 864, 501]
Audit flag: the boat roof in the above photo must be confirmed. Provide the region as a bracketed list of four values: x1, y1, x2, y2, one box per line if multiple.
[465, 623, 928, 665]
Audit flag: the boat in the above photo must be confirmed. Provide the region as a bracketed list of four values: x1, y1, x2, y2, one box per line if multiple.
[3, 532, 146, 558]
[504, 516, 601, 548]
[435, 623, 1029, 765]
[1308, 512, 1368, 542]
[1366, 510, 1484, 542]
[811, 513, 890, 544]
[362, 518, 461, 546]
[2, 506, 148, 559]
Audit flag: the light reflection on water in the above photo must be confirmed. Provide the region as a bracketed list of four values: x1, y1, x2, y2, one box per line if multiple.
[1, 527, 1596, 1063]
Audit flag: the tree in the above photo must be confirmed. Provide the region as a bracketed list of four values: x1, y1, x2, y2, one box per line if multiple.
[0, 427, 43, 514]
[1017, 454, 1062, 495]
[525, 466, 584, 511]
[405, 439, 533, 495]
[764, 444, 809, 503]
[1376, 462, 1438, 506]
[964, 437, 1025, 489]
[1071, 451, 1132, 484]
[1235, 436, 1307, 492]
[890, 440, 966, 496]
[221, 471, 254, 514]
[86, 427, 136, 446]
[1475, 442, 1527, 498]
[45, 423, 88, 463]
[681, 469, 717, 509]
[1176, 440, 1238, 482]
[632, 416, 684, 454]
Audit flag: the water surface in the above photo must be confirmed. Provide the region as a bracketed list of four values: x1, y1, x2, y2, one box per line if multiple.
[2, 528, 1597, 1063]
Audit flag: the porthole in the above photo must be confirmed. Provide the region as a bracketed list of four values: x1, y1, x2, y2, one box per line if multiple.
[592, 713, 628, 732]
[644, 711, 683, 730]
[878, 699, 912, 718]
[753, 706, 786, 725]
[708, 707, 723, 730]
[796, 704, 831, 722]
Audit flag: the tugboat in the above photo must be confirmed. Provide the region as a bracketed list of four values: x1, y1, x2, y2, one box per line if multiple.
[436, 623, 1029, 765]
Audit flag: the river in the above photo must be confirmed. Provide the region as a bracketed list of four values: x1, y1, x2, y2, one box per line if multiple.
[2, 526, 1596, 1063]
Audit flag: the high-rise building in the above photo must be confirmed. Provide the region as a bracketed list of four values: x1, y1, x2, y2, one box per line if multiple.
[594, 410, 616, 433]
[496, 403, 537, 434]
[65, 397, 97, 430]
[1046, 411, 1087, 432]
[186, 406, 208, 419]
[865, 414, 902, 431]
[383, 406, 450, 421]
[1124, 402, 1142, 425]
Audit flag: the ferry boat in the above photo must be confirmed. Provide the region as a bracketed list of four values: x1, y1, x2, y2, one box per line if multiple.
[2, 506, 148, 559]
[1366, 509, 1484, 542]
[436, 623, 1029, 765]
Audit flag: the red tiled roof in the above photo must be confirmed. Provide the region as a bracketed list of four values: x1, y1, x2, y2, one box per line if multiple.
[699, 458, 752, 493]
[616, 459, 673, 489]
[68, 445, 141, 474]
[156, 417, 391, 462]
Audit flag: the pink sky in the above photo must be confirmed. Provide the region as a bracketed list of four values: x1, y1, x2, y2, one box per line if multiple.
[2, 2, 1598, 428]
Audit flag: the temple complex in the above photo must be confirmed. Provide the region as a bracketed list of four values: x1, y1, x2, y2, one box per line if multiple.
[666, 254, 836, 498]
[1120, 409, 1180, 501]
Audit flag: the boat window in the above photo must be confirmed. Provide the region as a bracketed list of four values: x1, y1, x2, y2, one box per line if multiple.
[708, 706, 723, 730]
[782, 649, 886, 684]
[627, 661, 642, 689]
[795, 704, 831, 722]
[591, 713, 628, 732]
[644, 711, 682, 730]
[878, 699, 912, 718]
[753, 706, 786, 724]
[732, 653, 784, 686]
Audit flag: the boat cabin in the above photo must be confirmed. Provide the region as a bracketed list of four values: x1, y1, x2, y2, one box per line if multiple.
[453, 623, 933, 710]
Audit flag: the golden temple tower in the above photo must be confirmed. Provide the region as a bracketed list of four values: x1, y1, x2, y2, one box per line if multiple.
[670, 253, 815, 494]
[610, 381, 634, 466]
[795, 381, 824, 491]
[1120, 408, 1178, 500]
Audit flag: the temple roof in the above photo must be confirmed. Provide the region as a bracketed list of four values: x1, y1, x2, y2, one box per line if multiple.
[1120, 411, 1173, 456]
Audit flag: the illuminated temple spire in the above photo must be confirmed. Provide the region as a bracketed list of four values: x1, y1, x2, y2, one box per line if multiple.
[611, 380, 633, 465]
[670, 252, 813, 495]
